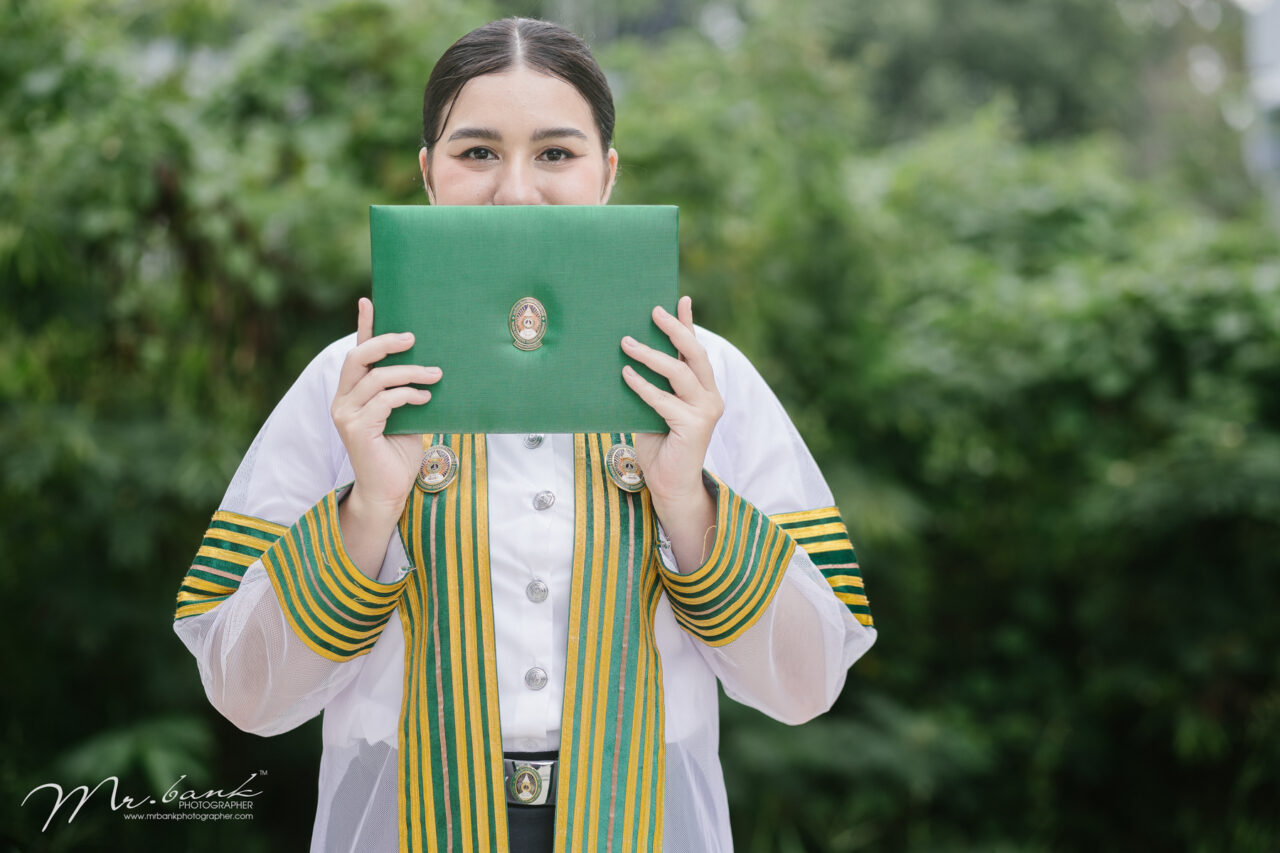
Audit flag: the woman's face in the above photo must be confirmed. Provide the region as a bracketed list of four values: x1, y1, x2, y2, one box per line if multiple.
[420, 65, 618, 206]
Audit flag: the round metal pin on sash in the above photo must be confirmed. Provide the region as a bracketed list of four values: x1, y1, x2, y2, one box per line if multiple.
[509, 296, 547, 351]
[415, 444, 458, 493]
[605, 443, 646, 493]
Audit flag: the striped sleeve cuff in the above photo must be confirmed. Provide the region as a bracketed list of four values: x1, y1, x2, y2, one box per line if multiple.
[771, 507, 873, 628]
[175, 511, 288, 621]
[657, 472, 796, 647]
[260, 488, 410, 662]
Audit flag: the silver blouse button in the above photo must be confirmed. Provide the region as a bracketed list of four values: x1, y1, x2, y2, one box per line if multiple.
[532, 490, 556, 511]
[523, 433, 545, 449]
[524, 667, 548, 691]
[526, 579, 549, 603]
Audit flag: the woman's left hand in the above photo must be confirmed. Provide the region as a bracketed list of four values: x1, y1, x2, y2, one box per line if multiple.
[621, 296, 723, 567]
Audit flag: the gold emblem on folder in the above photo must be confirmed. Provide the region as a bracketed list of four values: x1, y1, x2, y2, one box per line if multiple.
[509, 297, 547, 351]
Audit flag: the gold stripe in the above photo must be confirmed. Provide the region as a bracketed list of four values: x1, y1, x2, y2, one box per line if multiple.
[641, 577, 664, 844]
[853, 611, 874, 626]
[788, 521, 848, 539]
[824, 573, 865, 589]
[835, 592, 870, 607]
[204, 527, 275, 552]
[623, 527, 656, 843]
[770, 506, 839, 526]
[399, 490, 420, 853]
[460, 435, 492, 852]
[580, 435, 610, 851]
[174, 600, 223, 618]
[426, 488, 446, 851]
[802, 538, 855, 555]
[473, 436, 508, 850]
[445, 435, 473, 849]
[179, 575, 237, 595]
[211, 510, 288, 537]
[176, 589, 229, 606]
[563, 434, 593, 853]
[588, 437, 623, 851]
[195, 545, 256, 567]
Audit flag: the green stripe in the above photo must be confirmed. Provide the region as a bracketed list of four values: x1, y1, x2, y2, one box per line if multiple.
[791, 531, 849, 545]
[775, 515, 840, 530]
[810, 548, 859, 566]
[189, 555, 250, 575]
[199, 536, 268, 558]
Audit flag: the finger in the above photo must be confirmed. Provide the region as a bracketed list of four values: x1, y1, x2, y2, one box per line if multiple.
[677, 295, 694, 334]
[342, 365, 443, 411]
[621, 335, 703, 400]
[336, 331, 417, 396]
[358, 385, 434, 426]
[652, 305, 717, 391]
[622, 364, 695, 423]
[357, 297, 373, 346]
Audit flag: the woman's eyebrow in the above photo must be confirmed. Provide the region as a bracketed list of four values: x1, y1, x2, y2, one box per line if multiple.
[447, 127, 501, 142]
[531, 127, 589, 142]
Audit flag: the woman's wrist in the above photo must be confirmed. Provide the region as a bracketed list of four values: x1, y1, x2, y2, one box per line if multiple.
[338, 485, 407, 579]
[650, 483, 717, 572]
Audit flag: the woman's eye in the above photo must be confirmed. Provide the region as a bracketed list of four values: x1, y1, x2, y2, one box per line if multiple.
[461, 147, 496, 161]
[540, 148, 574, 163]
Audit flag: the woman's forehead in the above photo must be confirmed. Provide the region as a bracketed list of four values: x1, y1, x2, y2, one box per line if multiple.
[442, 66, 600, 142]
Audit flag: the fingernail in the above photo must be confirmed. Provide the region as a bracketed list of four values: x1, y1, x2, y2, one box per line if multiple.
[621, 335, 636, 346]
[401, 333, 414, 342]
[654, 305, 669, 316]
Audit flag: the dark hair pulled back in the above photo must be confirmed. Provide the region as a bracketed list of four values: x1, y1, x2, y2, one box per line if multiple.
[422, 18, 615, 154]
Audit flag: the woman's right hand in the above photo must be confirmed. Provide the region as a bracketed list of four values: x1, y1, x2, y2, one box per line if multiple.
[331, 297, 441, 526]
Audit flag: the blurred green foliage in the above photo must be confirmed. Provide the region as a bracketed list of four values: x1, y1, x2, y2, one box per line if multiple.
[3, 0, 1278, 850]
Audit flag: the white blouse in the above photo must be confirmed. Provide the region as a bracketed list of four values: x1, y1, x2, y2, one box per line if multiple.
[174, 326, 876, 852]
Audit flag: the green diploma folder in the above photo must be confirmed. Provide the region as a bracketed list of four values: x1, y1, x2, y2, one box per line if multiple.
[370, 205, 678, 435]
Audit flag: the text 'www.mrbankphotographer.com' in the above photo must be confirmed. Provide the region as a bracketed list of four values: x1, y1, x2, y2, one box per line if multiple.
[20, 771, 264, 832]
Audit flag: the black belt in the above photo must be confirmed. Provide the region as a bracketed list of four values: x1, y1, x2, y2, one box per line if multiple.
[503, 752, 558, 807]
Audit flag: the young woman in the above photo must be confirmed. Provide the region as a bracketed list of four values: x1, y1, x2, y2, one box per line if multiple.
[174, 17, 876, 853]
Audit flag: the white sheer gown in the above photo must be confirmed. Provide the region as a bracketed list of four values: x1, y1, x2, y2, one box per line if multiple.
[173, 327, 877, 852]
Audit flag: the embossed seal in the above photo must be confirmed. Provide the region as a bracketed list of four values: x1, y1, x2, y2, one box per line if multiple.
[509, 297, 547, 351]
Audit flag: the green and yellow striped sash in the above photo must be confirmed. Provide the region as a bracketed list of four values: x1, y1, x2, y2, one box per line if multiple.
[771, 507, 873, 627]
[394, 434, 667, 852]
